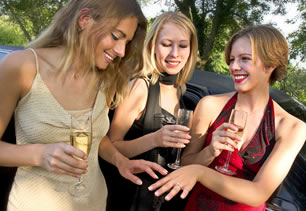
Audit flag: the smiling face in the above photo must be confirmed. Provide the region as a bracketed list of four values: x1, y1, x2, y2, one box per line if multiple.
[154, 21, 191, 75]
[229, 36, 272, 92]
[95, 16, 138, 70]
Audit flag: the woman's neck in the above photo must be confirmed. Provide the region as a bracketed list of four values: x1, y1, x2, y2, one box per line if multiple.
[236, 87, 270, 113]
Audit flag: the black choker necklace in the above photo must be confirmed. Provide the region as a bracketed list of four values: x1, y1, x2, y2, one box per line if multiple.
[159, 73, 177, 85]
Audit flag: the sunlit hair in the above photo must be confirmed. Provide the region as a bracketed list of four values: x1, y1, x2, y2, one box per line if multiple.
[224, 24, 288, 84]
[27, 0, 146, 108]
[140, 11, 198, 86]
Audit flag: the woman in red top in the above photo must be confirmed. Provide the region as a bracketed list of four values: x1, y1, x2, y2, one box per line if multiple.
[148, 24, 306, 210]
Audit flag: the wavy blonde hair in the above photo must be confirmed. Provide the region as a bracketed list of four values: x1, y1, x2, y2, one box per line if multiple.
[225, 24, 288, 85]
[27, 0, 146, 108]
[140, 11, 198, 86]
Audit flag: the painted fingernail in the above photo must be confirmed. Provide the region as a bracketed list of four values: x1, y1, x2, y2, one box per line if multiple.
[137, 180, 142, 185]
[148, 186, 152, 191]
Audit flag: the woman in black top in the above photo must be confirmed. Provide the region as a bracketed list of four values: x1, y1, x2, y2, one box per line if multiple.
[107, 11, 198, 211]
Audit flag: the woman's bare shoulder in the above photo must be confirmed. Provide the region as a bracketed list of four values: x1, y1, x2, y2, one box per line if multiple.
[0, 49, 38, 122]
[118, 77, 149, 113]
[197, 92, 234, 110]
[0, 49, 37, 88]
[1, 49, 34, 70]
[273, 101, 306, 146]
[194, 92, 235, 122]
[273, 101, 305, 128]
[128, 77, 149, 97]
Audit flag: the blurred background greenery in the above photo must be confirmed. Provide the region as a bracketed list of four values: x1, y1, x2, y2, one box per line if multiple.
[0, 0, 305, 105]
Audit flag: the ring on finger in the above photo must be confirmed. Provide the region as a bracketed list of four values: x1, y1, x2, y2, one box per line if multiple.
[175, 182, 181, 189]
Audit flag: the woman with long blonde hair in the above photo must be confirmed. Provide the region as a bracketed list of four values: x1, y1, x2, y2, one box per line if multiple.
[0, 0, 166, 210]
[108, 11, 198, 211]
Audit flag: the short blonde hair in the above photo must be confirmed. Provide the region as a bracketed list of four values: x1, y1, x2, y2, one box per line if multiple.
[225, 24, 288, 84]
[27, 0, 146, 108]
[141, 11, 198, 86]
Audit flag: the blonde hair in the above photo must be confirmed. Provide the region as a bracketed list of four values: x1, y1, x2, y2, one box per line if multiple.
[27, 0, 146, 108]
[140, 11, 198, 86]
[225, 24, 288, 84]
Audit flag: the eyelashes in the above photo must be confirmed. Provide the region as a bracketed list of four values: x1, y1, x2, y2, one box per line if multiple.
[229, 57, 252, 63]
[111, 33, 119, 41]
[161, 43, 188, 48]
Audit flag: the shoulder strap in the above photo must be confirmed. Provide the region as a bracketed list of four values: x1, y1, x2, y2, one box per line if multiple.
[142, 82, 163, 163]
[143, 82, 162, 135]
[143, 83, 186, 130]
[28, 48, 39, 74]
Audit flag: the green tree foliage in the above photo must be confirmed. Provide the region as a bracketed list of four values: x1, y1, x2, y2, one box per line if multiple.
[151, 0, 305, 104]
[170, 0, 294, 70]
[0, 17, 27, 45]
[274, 65, 306, 105]
[287, 0, 305, 62]
[0, 0, 304, 104]
[274, 0, 306, 105]
[0, 0, 69, 42]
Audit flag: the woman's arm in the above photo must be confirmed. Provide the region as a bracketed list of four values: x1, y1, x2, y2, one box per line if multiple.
[149, 112, 306, 206]
[0, 50, 88, 178]
[108, 79, 156, 157]
[108, 79, 190, 158]
[182, 94, 239, 166]
[98, 135, 168, 185]
[0, 50, 41, 167]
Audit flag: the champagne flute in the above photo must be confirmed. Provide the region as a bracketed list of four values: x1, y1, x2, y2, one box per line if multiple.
[68, 114, 92, 197]
[215, 109, 247, 175]
[167, 108, 193, 170]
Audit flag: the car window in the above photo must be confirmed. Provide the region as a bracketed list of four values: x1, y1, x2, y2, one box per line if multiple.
[0, 50, 11, 61]
[0, 52, 7, 61]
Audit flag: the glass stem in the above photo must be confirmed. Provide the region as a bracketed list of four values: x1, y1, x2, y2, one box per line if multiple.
[224, 151, 232, 169]
[174, 148, 182, 165]
[77, 176, 83, 185]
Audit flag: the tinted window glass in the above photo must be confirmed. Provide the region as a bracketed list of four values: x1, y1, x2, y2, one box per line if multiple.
[0, 52, 7, 61]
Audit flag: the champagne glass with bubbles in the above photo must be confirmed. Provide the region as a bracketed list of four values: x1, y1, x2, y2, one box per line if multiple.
[68, 114, 92, 197]
[215, 109, 247, 175]
[167, 108, 193, 170]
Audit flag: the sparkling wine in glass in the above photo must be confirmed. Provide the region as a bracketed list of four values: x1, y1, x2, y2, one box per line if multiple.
[215, 109, 247, 175]
[68, 114, 92, 197]
[167, 108, 193, 170]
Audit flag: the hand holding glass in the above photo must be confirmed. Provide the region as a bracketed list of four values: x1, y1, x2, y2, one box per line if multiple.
[215, 109, 247, 175]
[167, 109, 193, 170]
[68, 114, 92, 197]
